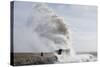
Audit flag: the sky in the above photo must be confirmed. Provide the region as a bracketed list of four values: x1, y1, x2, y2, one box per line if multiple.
[13, 1, 97, 52]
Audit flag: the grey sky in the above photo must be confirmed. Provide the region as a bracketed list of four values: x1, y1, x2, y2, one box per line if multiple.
[47, 3, 97, 52]
[14, 1, 97, 52]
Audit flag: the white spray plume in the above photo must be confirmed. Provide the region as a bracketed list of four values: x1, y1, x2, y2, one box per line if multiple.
[14, 3, 73, 53]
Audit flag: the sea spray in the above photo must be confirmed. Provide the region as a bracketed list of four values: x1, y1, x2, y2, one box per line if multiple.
[31, 3, 76, 62]
[14, 3, 76, 62]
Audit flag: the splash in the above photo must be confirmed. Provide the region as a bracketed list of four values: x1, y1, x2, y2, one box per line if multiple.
[30, 3, 76, 62]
